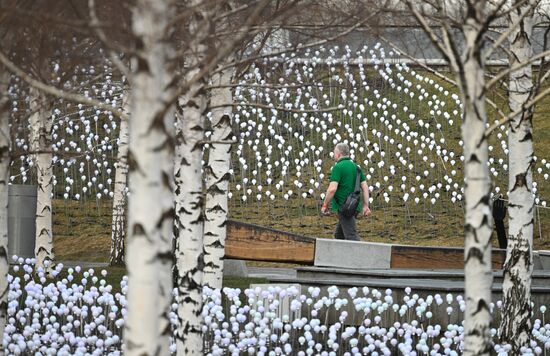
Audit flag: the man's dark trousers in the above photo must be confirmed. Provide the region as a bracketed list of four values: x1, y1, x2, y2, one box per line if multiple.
[334, 213, 359, 241]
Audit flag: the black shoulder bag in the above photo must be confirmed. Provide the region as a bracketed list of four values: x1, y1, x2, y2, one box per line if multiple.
[339, 166, 361, 217]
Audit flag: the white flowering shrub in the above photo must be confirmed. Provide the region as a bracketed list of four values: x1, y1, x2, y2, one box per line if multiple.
[4, 257, 549, 355]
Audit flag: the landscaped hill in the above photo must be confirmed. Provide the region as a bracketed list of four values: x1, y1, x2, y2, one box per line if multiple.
[52, 46, 550, 263]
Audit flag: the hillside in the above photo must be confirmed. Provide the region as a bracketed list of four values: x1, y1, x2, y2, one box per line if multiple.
[51, 46, 550, 262]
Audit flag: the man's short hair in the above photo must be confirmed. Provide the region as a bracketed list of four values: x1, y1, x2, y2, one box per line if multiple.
[335, 143, 350, 156]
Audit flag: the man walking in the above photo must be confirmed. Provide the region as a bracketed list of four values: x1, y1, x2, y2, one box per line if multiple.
[321, 143, 371, 241]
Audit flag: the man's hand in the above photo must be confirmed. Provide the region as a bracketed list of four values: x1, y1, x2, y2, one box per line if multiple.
[321, 203, 329, 215]
[362, 205, 371, 217]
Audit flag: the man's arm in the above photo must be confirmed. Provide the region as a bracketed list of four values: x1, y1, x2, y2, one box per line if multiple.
[360, 181, 371, 216]
[321, 181, 338, 214]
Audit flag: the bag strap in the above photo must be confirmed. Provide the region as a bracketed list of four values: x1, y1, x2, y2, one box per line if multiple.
[354, 166, 361, 193]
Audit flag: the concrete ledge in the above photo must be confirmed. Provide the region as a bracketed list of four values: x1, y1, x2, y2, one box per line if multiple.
[314, 239, 391, 269]
[538, 251, 550, 270]
[223, 259, 249, 278]
[296, 266, 550, 287]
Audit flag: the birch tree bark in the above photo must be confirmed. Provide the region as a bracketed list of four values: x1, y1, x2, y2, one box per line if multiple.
[459, 5, 494, 355]
[202, 64, 235, 290]
[29, 87, 54, 272]
[173, 4, 210, 354]
[500, 0, 535, 351]
[406, 1, 494, 353]
[109, 87, 129, 266]
[123, 0, 176, 354]
[0, 66, 11, 348]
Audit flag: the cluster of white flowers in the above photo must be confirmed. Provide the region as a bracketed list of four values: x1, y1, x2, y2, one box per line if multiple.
[3, 258, 549, 355]
[229, 44, 550, 211]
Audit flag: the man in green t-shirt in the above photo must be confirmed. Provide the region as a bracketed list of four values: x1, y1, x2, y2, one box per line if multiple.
[321, 143, 371, 241]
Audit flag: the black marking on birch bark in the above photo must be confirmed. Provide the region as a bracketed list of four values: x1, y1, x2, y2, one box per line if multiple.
[522, 218, 534, 228]
[155, 208, 174, 229]
[157, 250, 173, 264]
[127, 151, 142, 175]
[207, 184, 224, 195]
[206, 204, 226, 214]
[219, 172, 231, 182]
[473, 194, 491, 210]
[190, 124, 203, 132]
[178, 157, 190, 167]
[465, 246, 485, 264]
[191, 142, 202, 152]
[136, 57, 150, 74]
[473, 97, 486, 124]
[152, 137, 172, 153]
[519, 131, 532, 143]
[512, 172, 527, 190]
[161, 171, 172, 190]
[469, 153, 480, 163]
[38, 227, 51, 237]
[184, 99, 201, 110]
[176, 206, 192, 215]
[215, 114, 231, 127]
[175, 128, 187, 146]
[132, 223, 146, 236]
[205, 239, 224, 248]
[39, 204, 52, 214]
[203, 165, 215, 179]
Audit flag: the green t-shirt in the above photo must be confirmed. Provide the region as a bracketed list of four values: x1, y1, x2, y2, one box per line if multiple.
[329, 157, 366, 213]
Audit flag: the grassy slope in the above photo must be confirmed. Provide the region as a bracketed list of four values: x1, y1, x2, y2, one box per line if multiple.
[53, 70, 550, 265]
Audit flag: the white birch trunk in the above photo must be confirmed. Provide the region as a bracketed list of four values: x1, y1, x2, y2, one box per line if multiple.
[0, 67, 11, 347]
[174, 63, 207, 356]
[29, 87, 54, 272]
[500, 1, 535, 350]
[202, 64, 235, 290]
[109, 88, 129, 266]
[460, 4, 493, 355]
[124, 0, 175, 354]
[173, 8, 210, 354]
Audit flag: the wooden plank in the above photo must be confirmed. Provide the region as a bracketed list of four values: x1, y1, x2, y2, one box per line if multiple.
[225, 220, 316, 264]
[390, 245, 506, 269]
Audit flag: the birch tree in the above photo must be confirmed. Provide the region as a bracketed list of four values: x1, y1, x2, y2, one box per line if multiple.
[0, 64, 10, 349]
[202, 63, 235, 290]
[402, 1, 494, 353]
[123, 0, 176, 353]
[28, 87, 54, 272]
[173, 3, 210, 353]
[500, 0, 536, 350]
[459, 9, 494, 353]
[109, 85, 129, 266]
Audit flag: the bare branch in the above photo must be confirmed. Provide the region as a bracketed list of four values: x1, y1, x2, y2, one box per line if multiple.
[213, 17, 375, 77]
[0, 50, 127, 120]
[485, 49, 550, 88]
[485, 85, 550, 136]
[88, 0, 131, 79]
[164, 0, 287, 110]
[485, 0, 539, 58]
[403, 0, 456, 67]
